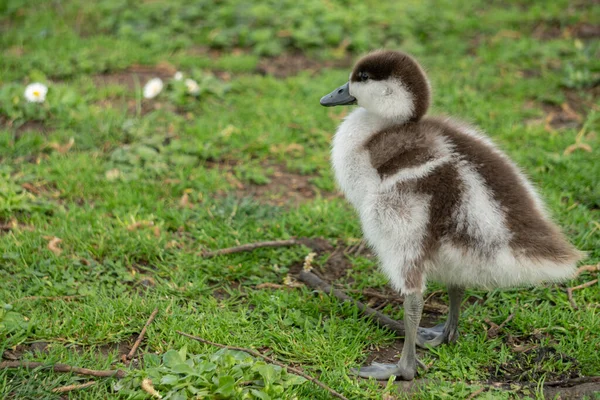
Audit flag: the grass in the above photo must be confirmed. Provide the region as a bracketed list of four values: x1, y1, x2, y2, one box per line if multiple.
[1, 0, 599, 398]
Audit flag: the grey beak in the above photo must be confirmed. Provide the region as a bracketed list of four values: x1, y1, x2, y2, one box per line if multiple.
[320, 82, 356, 107]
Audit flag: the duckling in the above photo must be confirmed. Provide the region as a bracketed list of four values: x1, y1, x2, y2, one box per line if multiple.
[320, 50, 583, 380]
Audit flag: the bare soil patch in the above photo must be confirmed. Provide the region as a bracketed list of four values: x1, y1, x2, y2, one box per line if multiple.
[232, 164, 338, 207]
[187, 46, 354, 79]
[532, 21, 600, 41]
[0, 116, 52, 139]
[96, 97, 179, 117]
[527, 87, 599, 131]
[488, 346, 581, 383]
[93, 64, 181, 116]
[2, 336, 138, 362]
[93, 63, 177, 91]
[287, 238, 348, 280]
[256, 53, 354, 79]
[238, 169, 317, 206]
[543, 381, 600, 400]
[2, 342, 50, 361]
[363, 340, 404, 365]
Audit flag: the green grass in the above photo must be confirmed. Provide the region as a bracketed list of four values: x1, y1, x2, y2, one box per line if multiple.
[1, 0, 599, 398]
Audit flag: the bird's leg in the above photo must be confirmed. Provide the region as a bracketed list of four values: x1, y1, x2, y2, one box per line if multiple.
[417, 286, 464, 348]
[351, 291, 424, 380]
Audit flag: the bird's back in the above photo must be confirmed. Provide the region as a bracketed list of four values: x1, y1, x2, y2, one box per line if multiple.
[425, 117, 579, 263]
[362, 116, 582, 289]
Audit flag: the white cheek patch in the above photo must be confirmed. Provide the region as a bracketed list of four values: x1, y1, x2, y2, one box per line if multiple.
[351, 79, 414, 122]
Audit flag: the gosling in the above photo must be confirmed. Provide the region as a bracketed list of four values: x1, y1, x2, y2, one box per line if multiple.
[320, 50, 582, 380]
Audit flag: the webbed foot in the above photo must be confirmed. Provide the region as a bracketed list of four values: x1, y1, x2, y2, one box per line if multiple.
[416, 287, 464, 348]
[351, 358, 425, 380]
[417, 322, 454, 348]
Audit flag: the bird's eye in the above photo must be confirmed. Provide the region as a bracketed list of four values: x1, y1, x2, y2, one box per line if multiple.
[359, 72, 370, 82]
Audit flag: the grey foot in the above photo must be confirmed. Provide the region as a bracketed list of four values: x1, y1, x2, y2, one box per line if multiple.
[350, 359, 426, 380]
[416, 322, 458, 348]
[417, 323, 445, 342]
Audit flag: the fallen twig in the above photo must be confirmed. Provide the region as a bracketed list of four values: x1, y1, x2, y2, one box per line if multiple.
[0, 224, 14, 232]
[512, 343, 538, 353]
[544, 375, 600, 387]
[485, 313, 514, 339]
[342, 288, 447, 313]
[17, 295, 83, 302]
[202, 239, 301, 257]
[344, 288, 398, 301]
[127, 308, 159, 361]
[465, 386, 486, 400]
[0, 361, 126, 379]
[52, 381, 97, 393]
[298, 270, 405, 336]
[177, 331, 348, 400]
[345, 239, 367, 256]
[423, 290, 443, 304]
[256, 282, 303, 290]
[574, 263, 600, 278]
[567, 279, 598, 309]
[256, 282, 289, 290]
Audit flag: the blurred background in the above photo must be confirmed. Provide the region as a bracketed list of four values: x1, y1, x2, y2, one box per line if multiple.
[0, 1, 599, 399]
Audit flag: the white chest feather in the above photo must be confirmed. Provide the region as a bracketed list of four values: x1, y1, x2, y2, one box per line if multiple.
[330, 108, 431, 293]
[331, 108, 386, 208]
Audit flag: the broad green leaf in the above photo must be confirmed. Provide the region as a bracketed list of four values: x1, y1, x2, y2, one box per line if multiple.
[214, 375, 235, 396]
[196, 360, 217, 374]
[169, 154, 197, 166]
[250, 389, 272, 400]
[283, 373, 307, 387]
[160, 374, 179, 385]
[253, 364, 277, 386]
[144, 353, 162, 368]
[172, 363, 194, 374]
[0, 311, 29, 334]
[163, 349, 184, 368]
[135, 145, 159, 160]
[178, 345, 187, 362]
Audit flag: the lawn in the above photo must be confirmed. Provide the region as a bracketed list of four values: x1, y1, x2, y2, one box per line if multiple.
[1, 0, 599, 398]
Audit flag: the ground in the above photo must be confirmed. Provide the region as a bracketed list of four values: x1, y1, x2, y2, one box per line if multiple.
[1, 0, 599, 399]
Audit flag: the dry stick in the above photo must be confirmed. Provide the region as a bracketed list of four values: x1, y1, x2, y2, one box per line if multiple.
[126, 308, 159, 361]
[465, 386, 487, 400]
[0, 224, 13, 232]
[17, 295, 83, 301]
[485, 313, 513, 339]
[298, 270, 405, 336]
[574, 263, 600, 278]
[544, 375, 600, 387]
[202, 239, 301, 257]
[256, 282, 298, 290]
[567, 279, 599, 309]
[0, 361, 127, 379]
[343, 288, 447, 314]
[344, 288, 398, 301]
[484, 313, 515, 339]
[52, 381, 97, 393]
[177, 331, 348, 400]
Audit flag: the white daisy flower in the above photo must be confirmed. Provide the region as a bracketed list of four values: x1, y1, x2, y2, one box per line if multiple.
[24, 82, 48, 103]
[185, 78, 200, 95]
[143, 78, 163, 99]
[174, 71, 183, 81]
